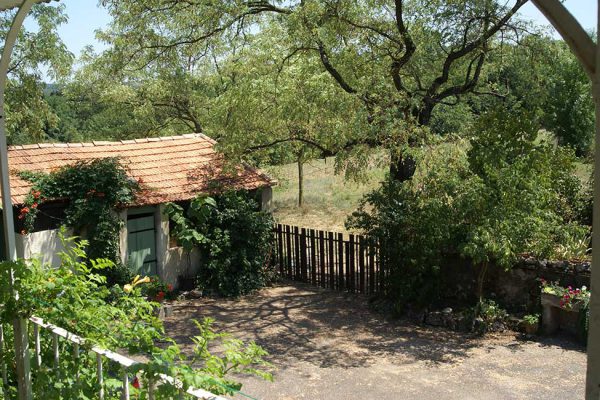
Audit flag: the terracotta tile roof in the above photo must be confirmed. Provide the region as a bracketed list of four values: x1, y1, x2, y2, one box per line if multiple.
[6, 133, 276, 206]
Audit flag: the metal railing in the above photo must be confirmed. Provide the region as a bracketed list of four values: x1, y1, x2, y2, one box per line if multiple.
[0, 316, 228, 400]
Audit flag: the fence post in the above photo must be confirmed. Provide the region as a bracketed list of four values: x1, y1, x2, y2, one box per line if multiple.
[300, 228, 307, 281]
[97, 353, 104, 400]
[13, 318, 31, 400]
[338, 233, 344, 290]
[369, 242, 376, 295]
[310, 229, 317, 285]
[319, 231, 326, 288]
[349, 235, 355, 293]
[328, 232, 335, 289]
[293, 226, 300, 280]
[277, 224, 284, 275]
[359, 236, 365, 294]
[285, 225, 292, 278]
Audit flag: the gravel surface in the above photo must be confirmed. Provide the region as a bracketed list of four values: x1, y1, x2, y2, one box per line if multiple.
[163, 283, 586, 400]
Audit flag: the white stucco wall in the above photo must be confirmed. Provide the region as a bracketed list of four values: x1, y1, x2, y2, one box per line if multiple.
[261, 186, 273, 212]
[15, 228, 72, 267]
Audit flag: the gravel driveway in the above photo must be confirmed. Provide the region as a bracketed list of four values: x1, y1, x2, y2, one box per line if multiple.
[163, 283, 586, 400]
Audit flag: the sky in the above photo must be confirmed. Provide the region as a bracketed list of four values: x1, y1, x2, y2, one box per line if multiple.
[24, 0, 599, 65]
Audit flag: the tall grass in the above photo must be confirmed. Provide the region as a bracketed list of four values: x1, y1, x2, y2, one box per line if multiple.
[265, 157, 386, 232]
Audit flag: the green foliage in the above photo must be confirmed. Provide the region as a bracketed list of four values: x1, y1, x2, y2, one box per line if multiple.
[165, 191, 276, 297]
[462, 108, 589, 268]
[348, 107, 589, 311]
[473, 299, 509, 334]
[542, 41, 594, 157]
[18, 158, 139, 283]
[523, 314, 540, 325]
[347, 143, 469, 311]
[2, 4, 73, 144]
[0, 235, 272, 399]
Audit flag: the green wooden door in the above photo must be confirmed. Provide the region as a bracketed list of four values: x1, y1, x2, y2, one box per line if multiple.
[127, 213, 157, 276]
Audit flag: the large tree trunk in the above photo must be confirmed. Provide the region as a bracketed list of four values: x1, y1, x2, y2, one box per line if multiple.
[389, 107, 432, 182]
[390, 153, 417, 182]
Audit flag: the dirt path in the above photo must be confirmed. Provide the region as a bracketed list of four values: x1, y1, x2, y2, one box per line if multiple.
[163, 283, 586, 400]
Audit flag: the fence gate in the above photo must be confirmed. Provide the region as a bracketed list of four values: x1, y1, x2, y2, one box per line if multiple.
[273, 224, 382, 295]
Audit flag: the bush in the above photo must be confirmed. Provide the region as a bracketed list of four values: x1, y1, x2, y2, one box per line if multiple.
[348, 107, 590, 312]
[0, 234, 272, 399]
[165, 190, 275, 297]
[347, 143, 469, 313]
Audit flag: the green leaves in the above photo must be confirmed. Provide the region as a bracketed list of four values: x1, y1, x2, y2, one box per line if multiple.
[18, 158, 140, 283]
[166, 190, 275, 297]
[348, 106, 590, 309]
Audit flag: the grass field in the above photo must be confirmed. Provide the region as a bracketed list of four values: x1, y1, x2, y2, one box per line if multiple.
[265, 157, 387, 232]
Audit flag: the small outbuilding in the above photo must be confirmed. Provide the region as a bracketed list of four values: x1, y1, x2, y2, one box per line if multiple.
[1, 133, 275, 287]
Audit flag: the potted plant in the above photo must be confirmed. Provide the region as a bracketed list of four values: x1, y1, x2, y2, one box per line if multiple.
[522, 314, 539, 335]
[540, 279, 588, 312]
[539, 279, 590, 335]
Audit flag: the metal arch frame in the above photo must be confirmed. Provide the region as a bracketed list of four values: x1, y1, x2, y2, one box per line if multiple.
[530, 2, 600, 399]
[0, 2, 37, 399]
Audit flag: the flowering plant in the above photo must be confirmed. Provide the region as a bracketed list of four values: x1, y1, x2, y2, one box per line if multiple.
[141, 276, 176, 302]
[540, 279, 590, 309]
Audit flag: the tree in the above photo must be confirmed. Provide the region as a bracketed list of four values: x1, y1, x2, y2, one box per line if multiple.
[348, 107, 589, 309]
[542, 40, 594, 157]
[461, 108, 588, 301]
[1, 4, 73, 144]
[100, 0, 531, 181]
[208, 24, 366, 205]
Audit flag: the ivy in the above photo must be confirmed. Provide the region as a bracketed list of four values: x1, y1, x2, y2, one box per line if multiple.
[18, 158, 139, 274]
[165, 191, 276, 297]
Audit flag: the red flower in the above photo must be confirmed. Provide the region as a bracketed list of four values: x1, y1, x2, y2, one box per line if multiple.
[17, 214, 24, 220]
[32, 190, 41, 198]
[20, 207, 29, 214]
[132, 376, 140, 389]
[31, 203, 38, 209]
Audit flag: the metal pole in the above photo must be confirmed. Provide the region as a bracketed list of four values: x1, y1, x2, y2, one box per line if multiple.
[586, 4, 600, 398]
[0, 2, 36, 399]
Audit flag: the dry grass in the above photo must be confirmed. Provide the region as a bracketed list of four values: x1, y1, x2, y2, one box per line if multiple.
[265, 157, 386, 233]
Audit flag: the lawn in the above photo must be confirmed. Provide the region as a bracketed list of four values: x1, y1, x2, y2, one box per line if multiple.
[265, 157, 387, 232]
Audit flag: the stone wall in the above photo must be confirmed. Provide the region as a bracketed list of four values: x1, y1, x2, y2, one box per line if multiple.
[439, 255, 590, 312]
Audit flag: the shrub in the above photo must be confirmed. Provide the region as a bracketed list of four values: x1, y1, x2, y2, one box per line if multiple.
[348, 107, 590, 312]
[165, 190, 275, 297]
[347, 143, 470, 312]
[0, 234, 272, 398]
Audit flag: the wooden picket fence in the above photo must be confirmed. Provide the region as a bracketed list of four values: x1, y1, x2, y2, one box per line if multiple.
[272, 224, 384, 295]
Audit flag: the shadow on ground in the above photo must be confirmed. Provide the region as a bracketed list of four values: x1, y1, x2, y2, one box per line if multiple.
[164, 282, 498, 369]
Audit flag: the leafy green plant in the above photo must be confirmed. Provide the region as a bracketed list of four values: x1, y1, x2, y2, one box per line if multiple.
[348, 107, 589, 313]
[523, 314, 540, 325]
[165, 191, 276, 297]
[0, 234, 272, 399]
[462, 107, 589, 301]
[474, 299, 509, 334]
[18, 157, 139, 284]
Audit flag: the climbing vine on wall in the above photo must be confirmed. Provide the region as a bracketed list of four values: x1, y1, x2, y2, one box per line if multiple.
[18, 157, 139, 264]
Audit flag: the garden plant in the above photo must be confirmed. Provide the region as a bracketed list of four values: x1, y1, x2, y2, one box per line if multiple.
[0, 233, 272, 399]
